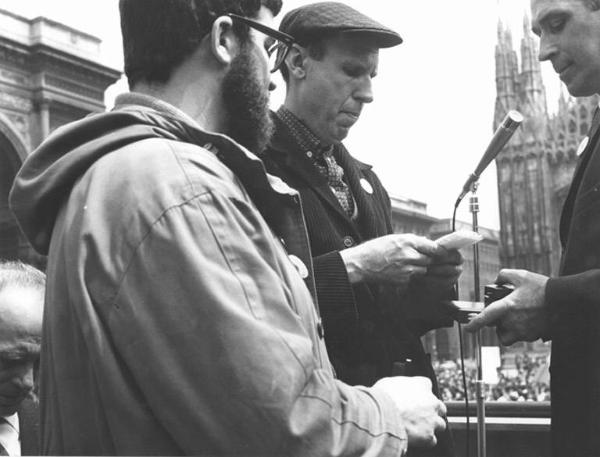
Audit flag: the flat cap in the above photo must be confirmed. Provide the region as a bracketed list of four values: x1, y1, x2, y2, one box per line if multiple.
[279, 2, 402, 48]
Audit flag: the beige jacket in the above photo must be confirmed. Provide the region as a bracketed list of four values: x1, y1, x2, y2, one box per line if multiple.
[10, 94, 408, 456]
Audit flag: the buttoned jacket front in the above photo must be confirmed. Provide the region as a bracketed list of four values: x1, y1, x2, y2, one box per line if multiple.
[264, 113, 448, 387]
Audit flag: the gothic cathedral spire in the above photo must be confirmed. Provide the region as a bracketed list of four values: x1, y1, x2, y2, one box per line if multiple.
[494, 12, 556, 275]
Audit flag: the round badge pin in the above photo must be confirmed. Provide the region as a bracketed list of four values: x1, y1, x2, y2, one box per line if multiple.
[577, 136, 589, 156]
[360, 178, 373, 194]
[288, 254, 309, 279]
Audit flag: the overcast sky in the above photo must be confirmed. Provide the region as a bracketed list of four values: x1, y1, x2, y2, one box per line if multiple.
[0, 0, 563, 230]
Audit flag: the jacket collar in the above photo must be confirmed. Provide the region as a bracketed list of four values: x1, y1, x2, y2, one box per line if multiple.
[268, 111, 380, 236]
[269, 111, 373, 173]
[115, 94, 300, 200]
[268, 113, 360, 221]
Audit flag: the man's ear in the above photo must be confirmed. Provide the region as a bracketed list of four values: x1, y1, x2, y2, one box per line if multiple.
[209, 16, 239, 66]
[285, 45, 308, 80]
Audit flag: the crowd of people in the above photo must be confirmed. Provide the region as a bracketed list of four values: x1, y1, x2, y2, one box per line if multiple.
[434, 354, 551, 402]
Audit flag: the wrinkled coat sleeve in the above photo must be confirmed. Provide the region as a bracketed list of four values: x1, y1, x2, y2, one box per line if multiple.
[107, 188, 407, 456]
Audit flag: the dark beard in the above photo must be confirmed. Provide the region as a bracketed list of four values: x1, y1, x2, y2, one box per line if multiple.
[222, 46, 273, 154]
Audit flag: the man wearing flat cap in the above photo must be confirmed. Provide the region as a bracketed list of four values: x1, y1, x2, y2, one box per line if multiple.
[264, 2, 462, 456]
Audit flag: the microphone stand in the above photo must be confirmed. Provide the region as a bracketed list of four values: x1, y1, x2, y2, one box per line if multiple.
[469, 180, 486, 457]
[455, 109, 522, 457]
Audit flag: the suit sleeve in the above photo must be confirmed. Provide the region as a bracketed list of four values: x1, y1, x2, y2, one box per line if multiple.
[109, 189, 407, 456]
[546, 269, 600, 336]
[402, 283, 456, 336]
[313, 251, 360, 333]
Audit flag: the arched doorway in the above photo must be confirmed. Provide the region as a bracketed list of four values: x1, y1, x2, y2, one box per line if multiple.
[0, 130, 22, 260]
[0, 118, 44, 268]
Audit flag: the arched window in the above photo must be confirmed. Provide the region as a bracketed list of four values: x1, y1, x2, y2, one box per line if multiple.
[0, 131, 22, 260]
[0, 116, 42, 268]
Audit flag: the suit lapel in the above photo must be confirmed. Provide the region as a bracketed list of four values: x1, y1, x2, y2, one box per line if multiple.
[560, 107, 600, 244]
[334, 144, 382, 239]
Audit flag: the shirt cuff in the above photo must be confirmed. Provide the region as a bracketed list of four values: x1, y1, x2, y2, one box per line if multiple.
[356, 385, 409, 446]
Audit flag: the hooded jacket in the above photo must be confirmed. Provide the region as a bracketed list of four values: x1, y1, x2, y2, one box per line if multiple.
[9, 94, 407, 456]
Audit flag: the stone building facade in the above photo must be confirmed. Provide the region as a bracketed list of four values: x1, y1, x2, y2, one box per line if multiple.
[0, 9, 120, 266]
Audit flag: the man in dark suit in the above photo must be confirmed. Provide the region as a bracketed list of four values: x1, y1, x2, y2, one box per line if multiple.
[0, 261, 43, 456]
[264, 3, 462, 455]
[466, 1, 600, 455]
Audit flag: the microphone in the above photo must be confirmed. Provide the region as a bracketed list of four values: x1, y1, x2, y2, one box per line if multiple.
[456, 110, 524, 203]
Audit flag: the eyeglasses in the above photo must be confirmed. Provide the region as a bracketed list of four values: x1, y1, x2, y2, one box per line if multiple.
[227, 13, 295, 73]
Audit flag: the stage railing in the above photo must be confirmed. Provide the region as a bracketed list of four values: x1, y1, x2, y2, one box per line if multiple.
[446, 401, 551, 457]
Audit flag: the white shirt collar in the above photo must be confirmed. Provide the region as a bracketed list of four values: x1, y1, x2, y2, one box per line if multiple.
[0, 413, 20, 456]
[2, 415, 18, 432]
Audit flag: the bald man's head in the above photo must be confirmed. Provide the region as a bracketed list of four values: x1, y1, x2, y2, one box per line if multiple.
[0, 261, 45, 416]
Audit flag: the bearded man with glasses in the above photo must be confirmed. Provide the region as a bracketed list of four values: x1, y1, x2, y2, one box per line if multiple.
[10, 0, 446, 456]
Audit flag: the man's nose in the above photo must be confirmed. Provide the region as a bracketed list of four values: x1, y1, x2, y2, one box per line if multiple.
[11, 366, 34, 393]
[538, 35, 557, 62]
[354, 77, 374, 104]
